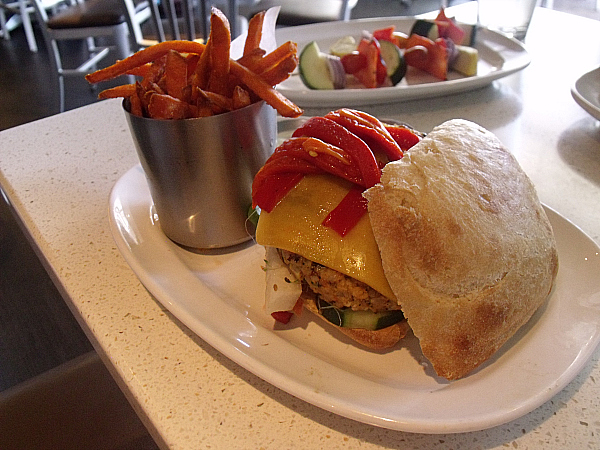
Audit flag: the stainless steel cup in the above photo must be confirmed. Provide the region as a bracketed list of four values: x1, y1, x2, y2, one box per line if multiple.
[124, 100, 277, 249]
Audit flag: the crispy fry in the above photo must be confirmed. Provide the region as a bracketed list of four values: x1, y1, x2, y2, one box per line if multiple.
[232, 85, 251, 109]
[97, 84, 136, 99]
[244, 11, 265, 56]
[129, 90, 144, 116]
[260, 53, 299, 86]
[147, 93, 189, 119]
[190, 39, 211, 92]
[230, 60, 302, 117]
[195, 87, 233, 113]
[194, 98, 215, 117]
[125, 63, 151, 77]
[139, 57, 166, 89]
[85, 40, 205, 84]
[185, 53, 200, 81]
[237, 47, 266, 68]
[164, 50, 188, 100]
[249, 41, 298, 74]
[86, 7, 303, 120]
[207, 7, 231, 96]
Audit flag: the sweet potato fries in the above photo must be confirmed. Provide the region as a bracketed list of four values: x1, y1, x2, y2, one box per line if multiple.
[86, 8, 302, 119]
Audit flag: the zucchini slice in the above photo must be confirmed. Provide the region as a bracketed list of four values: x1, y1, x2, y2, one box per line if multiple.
[317, 298, 405, 331]
[379, 39, 406, 85]
[299, 41, 335, 90]
[410, 19, 439, 41]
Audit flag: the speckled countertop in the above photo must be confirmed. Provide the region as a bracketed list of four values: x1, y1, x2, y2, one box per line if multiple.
[1, 7, 599, 450]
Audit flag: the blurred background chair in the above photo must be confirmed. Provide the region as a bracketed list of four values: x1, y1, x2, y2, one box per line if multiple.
[241, 0, 357, 26]
[30, 0, 156, 112]
[1, 0, 68, 51]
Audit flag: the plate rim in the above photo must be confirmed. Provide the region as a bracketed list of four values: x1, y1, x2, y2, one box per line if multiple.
[571, 66, 600, 121]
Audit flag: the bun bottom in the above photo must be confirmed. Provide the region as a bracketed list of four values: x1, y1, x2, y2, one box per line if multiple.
[302, 296, 409, 350]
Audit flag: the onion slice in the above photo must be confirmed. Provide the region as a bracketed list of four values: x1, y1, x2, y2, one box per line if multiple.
[325, 54, 347, 89]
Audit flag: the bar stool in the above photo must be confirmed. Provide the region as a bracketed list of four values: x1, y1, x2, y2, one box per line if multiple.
[30, 0, 152, 112]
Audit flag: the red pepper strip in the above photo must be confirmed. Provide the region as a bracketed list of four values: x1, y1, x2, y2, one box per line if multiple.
[273, 139, 363, 186]
[325, 109, 404, 161]
[292, 116, 381, 188]
[272, 298, 303, 323]
[372, 26, 396, 43]
[384, 124, 422, 151]
[435, 8, 466, 45]
[252, 137, 363, 211]
[321, 186, 368, 237]
[271, 310, 293, 324]
[252, 172, 304, 212]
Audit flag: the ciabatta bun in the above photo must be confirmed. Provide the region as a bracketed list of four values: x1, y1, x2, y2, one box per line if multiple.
[364, 119, 558, 380]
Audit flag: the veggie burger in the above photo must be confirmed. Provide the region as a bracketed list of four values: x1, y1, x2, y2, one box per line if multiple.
[251, 110, 558, 380]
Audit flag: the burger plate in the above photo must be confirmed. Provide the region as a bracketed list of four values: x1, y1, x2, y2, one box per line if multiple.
[109, 162, 600, 434]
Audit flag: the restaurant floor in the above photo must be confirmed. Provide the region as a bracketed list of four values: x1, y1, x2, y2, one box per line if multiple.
[0, 0, 597, 447]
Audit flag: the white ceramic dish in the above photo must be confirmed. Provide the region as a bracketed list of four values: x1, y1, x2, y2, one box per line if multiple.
[571, 66, 600, 121]
[109, 163, 600, 434]
[274, 17, 531, 107]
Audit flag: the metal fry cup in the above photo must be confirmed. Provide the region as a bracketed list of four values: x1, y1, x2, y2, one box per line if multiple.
[124, 100, 277, 249]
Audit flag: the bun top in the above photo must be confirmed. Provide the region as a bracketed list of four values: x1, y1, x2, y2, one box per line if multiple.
[364, 119, 558, 380]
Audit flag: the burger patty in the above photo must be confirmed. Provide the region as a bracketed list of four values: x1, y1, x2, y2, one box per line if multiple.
[279, 249, 401, 313]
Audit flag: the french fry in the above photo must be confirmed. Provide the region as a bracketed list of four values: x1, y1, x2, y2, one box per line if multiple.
[85, 40, 205, 84]
[229, 60, 302, 118]
[147, 93, 189, 119]
[97, 84, 136, 99]
[232, 85, 251, 110]
[237, 47, 266, 69]
[129, 89, 144, 117]
[185, 53, 200, 81]
[86, 7, 303, 119]
[244, 11, 265, 56]
[207, 7, 231, 96]
[190, 39, 211, 93]
[164, 50, 188, 100]
[196, 88, 233, 114]
[125, 63, 151, 78]
[260, 53, 299, 86]
[247, 41, 298, 74]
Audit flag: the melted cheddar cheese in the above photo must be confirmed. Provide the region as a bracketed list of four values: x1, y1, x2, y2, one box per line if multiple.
[256, 174, 395, 300]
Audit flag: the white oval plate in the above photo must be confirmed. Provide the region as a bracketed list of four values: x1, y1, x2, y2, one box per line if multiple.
[571, 66, 600, 121]
[109, 165, 600, 434]
[274, 17, 531, 107]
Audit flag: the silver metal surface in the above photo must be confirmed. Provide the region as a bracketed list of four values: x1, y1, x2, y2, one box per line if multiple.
[125, 101, 277, 249]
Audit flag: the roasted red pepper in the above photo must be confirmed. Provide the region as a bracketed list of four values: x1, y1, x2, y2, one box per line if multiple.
[252, 135, 367, 212]
[326, 109, 404, 161]
[252, 110, 413, 238]
[372, 26, 396, 43]
[384, 124, 422, 150]
[321, 186, 368, 237]
[271, 311, 293, 324]
[341, 51, 367, 75]
[404, 34, 448, 80]
[252, 172, 304, 212]
[352, 38, 387, 88]
[435, 8, 466, 45]
[292, 116, 381, 188]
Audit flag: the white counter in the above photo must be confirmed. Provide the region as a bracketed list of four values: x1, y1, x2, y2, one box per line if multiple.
[1, 7, 599, 449]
